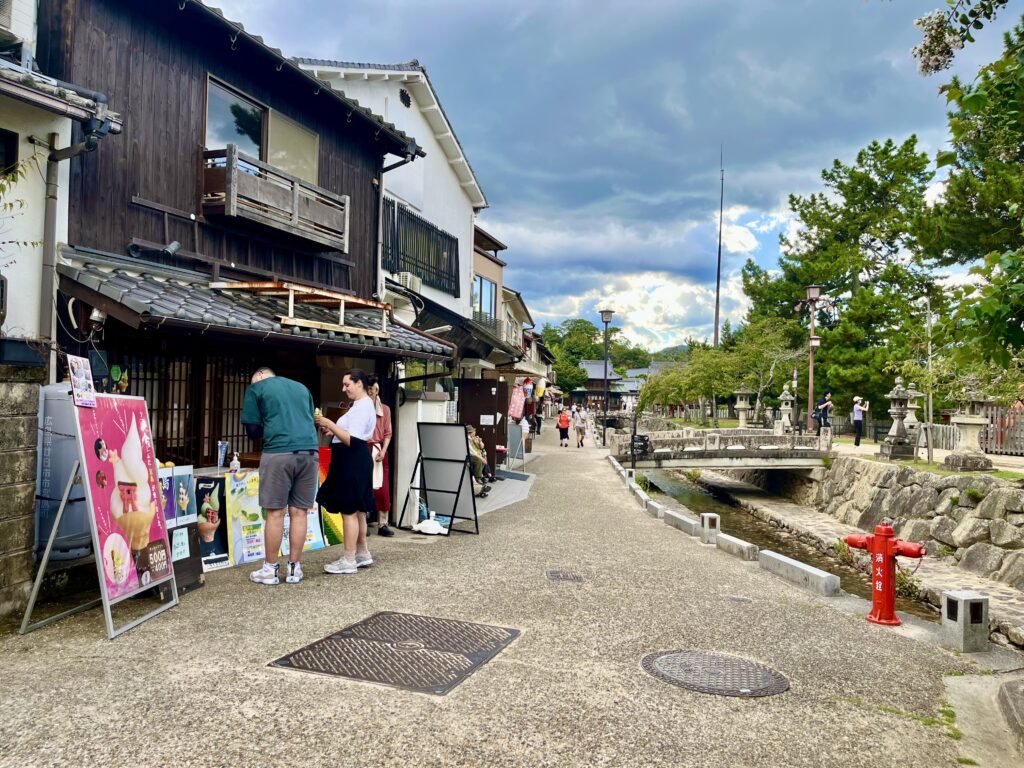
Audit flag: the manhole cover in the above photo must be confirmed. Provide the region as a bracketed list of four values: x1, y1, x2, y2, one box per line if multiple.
[546, 570, 584, 582]
[270, 611, 519, 695]
[642, 650, 789, 698]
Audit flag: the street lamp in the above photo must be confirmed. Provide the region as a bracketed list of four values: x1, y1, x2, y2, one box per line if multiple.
[802, 285, 826, 431]
[599, 308, 614, 446]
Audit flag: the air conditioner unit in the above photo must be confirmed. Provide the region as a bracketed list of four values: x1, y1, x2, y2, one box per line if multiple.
[396, 271, 422, 293]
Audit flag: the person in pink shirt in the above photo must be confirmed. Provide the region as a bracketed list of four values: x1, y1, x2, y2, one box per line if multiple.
[368, 376, 394, 537]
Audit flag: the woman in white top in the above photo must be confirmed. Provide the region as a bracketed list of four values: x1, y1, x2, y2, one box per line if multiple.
[315, 369, 378, 574]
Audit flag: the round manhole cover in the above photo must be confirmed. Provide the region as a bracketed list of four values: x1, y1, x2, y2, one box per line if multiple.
[642, 650, 789, 698]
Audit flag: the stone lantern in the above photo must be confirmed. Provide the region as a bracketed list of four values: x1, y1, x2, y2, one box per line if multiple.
[878, 376, 914, 461]
[904, 381, 924, 446]
[734, 387, 754, 429]
[944, 391, 994, 471]
[777, 383, 795, 433]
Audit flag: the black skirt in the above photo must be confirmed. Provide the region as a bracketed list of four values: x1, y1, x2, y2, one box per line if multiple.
[316, 437, 377, 515]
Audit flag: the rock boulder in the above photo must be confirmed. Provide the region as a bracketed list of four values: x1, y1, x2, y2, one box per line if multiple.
[898, 519, 933, 544]
[990, 519, 1024, 549]
[931, 516, 958, 546]
[951, 517, 991, 548]
[997, 551, 1024, 589]
[959, 542, 1006, 577]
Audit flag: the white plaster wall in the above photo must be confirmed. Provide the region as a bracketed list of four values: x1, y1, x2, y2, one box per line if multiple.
[0, 96, 71, 340]
[394, 397, 449, 524]
[318, 76, 475, 319]
[6, 0, 37, 50]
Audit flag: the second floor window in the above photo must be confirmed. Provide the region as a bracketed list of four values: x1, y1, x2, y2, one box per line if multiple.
[206, 79, 319, 184]
[206, 80, 264, 159]
[472, 275, 496, 319]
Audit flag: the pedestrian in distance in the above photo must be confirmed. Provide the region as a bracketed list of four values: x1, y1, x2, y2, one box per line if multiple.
[557, 408, 571, 447]
[367, 376, 394, 537]
[816, 391, 834, 436]
[853, 396, 869, 447]
[315, 369, 377, 575]
[535, 408, 543, 435]
[574, 404, 587, 447]
[241, 367, 319, 586]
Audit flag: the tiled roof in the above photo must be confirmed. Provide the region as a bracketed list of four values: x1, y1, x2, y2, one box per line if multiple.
[57, 248, 452, 360]
[579, 359, 622, 381]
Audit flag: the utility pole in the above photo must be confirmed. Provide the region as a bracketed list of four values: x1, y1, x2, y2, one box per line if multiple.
[712, 148, 724, 429]
[926, 295, 934, 464]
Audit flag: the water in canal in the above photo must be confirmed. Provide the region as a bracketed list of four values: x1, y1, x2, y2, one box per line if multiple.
[645, 469, 938, 622]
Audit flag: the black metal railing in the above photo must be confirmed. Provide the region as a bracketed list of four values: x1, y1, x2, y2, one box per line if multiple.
[471, 310, 502, 339]
[382, 196, 460, 297]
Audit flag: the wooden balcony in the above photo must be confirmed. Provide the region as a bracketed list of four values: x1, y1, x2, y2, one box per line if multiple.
[202, 145, 350, 253]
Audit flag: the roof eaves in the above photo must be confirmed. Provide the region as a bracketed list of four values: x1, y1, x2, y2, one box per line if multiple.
[293, 56, 487, 209]
[192, 3, 421, 157]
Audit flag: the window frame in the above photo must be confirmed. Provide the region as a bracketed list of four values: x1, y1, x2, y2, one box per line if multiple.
[204, 75, 270, 161]
[473, 274, 497, 319]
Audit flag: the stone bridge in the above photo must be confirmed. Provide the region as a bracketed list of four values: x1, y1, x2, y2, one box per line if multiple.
[611, 427, 833, 470]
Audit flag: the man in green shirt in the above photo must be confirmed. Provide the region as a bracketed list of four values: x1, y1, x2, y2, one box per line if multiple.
[241, 367, 318, 585]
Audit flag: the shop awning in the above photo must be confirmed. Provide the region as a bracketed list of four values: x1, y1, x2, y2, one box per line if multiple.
[58, 247, 454, 361]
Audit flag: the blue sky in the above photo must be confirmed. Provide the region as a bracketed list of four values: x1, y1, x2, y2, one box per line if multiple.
[216, 0, 1017, 350]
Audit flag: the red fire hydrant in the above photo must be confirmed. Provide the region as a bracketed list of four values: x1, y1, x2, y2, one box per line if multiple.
[845, 523, 926, 626]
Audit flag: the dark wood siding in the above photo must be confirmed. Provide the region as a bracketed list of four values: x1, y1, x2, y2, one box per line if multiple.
[36, 0, 383, 299]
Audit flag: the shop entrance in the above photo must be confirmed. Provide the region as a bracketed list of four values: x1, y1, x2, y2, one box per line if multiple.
[458, 379, 508, 468]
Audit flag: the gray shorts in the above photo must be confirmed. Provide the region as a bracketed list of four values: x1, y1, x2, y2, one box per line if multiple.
[259, 451, 318, 510]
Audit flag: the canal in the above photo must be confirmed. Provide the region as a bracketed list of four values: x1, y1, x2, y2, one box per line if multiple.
[645, 469, 938, 622]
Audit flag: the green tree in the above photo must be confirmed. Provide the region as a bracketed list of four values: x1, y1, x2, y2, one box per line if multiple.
[731, 318, 805, 418]
[741, 137, 940, 407]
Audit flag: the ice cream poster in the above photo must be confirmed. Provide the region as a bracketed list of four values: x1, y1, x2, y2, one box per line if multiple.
[282, 506, 327, 557]
[226, 470, 265, 565]
[195, 475, 231, 572]
[73, 395, 172, 601]
[173, 466, 198, 527]
[68, 354, 97, 408]
[158, 467, 175, 528]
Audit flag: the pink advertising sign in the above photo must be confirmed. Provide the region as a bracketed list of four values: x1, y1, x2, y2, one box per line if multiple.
[74, 394, 173, 602]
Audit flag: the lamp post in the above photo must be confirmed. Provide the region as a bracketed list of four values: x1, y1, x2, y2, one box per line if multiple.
[599, 308, 614, 447]
[804, 285, 821, 431]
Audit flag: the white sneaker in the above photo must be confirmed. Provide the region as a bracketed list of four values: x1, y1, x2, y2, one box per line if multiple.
[355, 552, 374, 568]
[324, 556, 358, 575]
[285, 562, 303, 584]
[250, 562, 280, 585]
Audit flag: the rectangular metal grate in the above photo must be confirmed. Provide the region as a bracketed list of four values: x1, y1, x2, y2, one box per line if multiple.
[269, 611, 519, 695]
[546, 570, 584, 582]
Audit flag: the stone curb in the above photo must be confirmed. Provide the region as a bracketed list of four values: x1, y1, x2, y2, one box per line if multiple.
[758, 550, 840, 596]
[664, 509, 701, 536]
[646, 500, 666, 520]
[716, 533, 759, 562]
[998, 679, 1024, 757]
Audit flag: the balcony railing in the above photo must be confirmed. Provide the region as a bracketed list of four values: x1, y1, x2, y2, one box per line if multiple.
[471, 310, 504, 339]
[202, 145, 350, 253]
[383, 196, 460, 297]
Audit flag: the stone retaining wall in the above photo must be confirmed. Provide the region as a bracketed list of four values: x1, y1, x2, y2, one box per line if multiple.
[727, 458, 1024, 592]
[0, 363, 46, 616]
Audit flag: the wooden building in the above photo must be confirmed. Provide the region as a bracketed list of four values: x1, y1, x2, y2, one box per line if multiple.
[34, 0, 453, 468]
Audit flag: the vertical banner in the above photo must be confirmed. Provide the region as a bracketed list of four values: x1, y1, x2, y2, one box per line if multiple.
[158, 467, 175, 529]
[508, 385, 525, 420]
[318, 446, 345, 545]
[281, 507, 327, 557]
[73, 395, 172, 600]
[226, 470, 265, 565]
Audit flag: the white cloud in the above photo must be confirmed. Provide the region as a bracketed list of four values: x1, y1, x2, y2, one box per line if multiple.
[721, 224, 758, 254]
[529, 271, 749, 350]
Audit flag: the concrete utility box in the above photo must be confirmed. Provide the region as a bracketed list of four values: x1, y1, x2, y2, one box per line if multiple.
[700, 513, 720, 545]
[941, 590, 989, 653]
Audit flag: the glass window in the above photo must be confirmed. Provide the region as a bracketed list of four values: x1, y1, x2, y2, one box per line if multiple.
[473, 275, 496, 318]
[268, 110, 319, 184]
[206, 80, 265, 159]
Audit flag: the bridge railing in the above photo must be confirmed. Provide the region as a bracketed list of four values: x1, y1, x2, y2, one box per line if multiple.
[610, 428, 832, 457]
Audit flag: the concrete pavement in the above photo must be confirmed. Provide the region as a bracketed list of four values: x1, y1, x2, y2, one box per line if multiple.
[0, 424, 996, 767]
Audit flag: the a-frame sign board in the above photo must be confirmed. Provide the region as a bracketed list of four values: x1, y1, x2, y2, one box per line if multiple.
[397, 422, 479, 536]
[21, 394, 178, 639]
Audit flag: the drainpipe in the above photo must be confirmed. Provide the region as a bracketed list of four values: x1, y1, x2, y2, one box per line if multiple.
[40, 112, 111, 382]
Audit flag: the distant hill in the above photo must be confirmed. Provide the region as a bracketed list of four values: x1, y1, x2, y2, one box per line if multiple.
[652, 344, 688, 360]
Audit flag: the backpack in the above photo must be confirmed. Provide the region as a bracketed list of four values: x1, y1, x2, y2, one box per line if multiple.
[558, 412, 570, 429]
